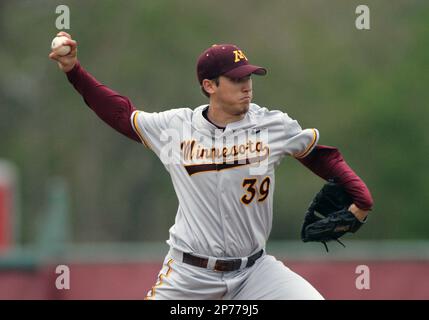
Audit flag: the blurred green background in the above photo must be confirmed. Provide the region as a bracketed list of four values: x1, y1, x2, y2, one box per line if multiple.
[0, 0, 428, 245]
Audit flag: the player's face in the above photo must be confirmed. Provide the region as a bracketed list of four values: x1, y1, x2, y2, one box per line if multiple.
[214, 75, 253, 116]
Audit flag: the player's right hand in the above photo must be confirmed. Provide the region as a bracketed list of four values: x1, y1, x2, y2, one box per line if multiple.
[49, 31, 78, 73]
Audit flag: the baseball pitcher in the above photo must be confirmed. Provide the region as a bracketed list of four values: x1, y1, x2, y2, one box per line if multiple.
[49, 32, 373, 300]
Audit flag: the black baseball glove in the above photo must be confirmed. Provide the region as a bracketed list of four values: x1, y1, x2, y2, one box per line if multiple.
[301, 179, 366, 251]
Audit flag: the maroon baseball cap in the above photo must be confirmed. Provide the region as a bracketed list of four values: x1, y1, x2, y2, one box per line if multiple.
[196, 44, 267, 84]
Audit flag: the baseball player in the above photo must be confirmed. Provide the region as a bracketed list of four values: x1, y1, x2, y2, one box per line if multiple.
[49, 31, 373, 300]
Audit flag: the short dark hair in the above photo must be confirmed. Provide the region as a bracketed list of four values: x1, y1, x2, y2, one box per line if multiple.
[201, 77, 220, 98]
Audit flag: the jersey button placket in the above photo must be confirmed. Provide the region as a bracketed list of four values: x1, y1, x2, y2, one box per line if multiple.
[217, 137, 228, 256]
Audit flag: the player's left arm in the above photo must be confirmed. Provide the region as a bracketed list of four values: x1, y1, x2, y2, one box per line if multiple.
[280, 113, 372, 221]
[297, 145, 373, 222]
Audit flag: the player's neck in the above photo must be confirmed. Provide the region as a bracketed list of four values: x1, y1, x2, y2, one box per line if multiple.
[206, 103, 246, 128]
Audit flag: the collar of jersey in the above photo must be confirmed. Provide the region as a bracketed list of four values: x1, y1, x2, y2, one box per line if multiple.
[193, 104, 257, 135]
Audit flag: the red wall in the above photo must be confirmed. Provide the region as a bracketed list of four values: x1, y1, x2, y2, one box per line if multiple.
[0, 260, 428, 300]
[0, 186, 12, 253]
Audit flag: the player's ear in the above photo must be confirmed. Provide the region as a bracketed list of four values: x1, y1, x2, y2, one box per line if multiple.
[202, 78, 217, 95]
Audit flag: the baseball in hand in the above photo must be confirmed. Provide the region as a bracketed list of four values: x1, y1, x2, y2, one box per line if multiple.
[51, 36, 71, 56]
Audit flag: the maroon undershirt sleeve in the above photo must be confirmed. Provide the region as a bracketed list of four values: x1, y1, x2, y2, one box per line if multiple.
[298, 145, 374, 210]
[66, 61, 140, 142]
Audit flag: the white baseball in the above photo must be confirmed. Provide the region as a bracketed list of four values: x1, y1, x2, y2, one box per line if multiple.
[51, 36, 71, 56]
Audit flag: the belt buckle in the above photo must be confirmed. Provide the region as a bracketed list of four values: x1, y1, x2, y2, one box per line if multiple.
[213, 260, 228, 272]
[214, 258, 241, 272]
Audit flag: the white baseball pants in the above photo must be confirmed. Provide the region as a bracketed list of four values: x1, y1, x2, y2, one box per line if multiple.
[145, 249, 324, 300]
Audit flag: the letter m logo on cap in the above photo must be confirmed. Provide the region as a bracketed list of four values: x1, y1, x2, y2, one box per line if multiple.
[233, 50, 248, 63]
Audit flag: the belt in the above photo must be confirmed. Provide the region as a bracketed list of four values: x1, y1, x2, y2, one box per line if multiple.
[181, 249, 264, 272]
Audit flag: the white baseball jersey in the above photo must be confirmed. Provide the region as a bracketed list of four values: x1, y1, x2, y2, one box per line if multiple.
[130, 103, 319, 258]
